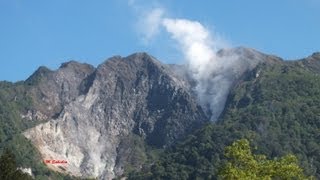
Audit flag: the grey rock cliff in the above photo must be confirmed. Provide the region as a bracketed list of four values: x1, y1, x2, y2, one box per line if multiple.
[24, 53, 208, 179]
[25, 61, 95, 118]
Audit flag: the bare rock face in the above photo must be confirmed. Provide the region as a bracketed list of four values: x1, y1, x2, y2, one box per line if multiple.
[24, 53, 208, 179]
[25, 61, 96, 119]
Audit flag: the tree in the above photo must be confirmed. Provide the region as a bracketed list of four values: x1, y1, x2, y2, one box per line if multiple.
[218, 139, 314, 180]
[0, 149, 33, 180]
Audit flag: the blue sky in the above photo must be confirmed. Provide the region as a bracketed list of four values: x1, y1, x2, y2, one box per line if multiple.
[1, 0, 319, 82]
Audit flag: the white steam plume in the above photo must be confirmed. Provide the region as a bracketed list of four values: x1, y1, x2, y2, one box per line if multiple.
[161, 18, 236, 120]
[161, 18, 217, 78]
[136, 5, 251, 120]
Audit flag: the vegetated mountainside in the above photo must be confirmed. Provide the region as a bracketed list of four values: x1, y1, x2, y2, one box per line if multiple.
[128, 52, 320, 179]
[0, 81, 78, 179]
[22, 48, 273, 179]
[1, 49, 319, 179]
[0, 47, 263, 179]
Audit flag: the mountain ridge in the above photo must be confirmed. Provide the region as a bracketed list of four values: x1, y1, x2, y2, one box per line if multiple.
[1, 47, 319, 179]
[22, 48, 320, 178]
[23, 51, 208, 179]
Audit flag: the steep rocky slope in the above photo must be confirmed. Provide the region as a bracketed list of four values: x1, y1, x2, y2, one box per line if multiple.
[23, 53, 209, 179]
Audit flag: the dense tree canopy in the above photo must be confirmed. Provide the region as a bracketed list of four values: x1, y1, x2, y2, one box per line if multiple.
[0, 149, 33, 180]
[219, 139, 313, 180]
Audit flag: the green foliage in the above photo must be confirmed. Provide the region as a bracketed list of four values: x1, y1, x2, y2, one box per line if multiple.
[0, 81, 34, 143]
[116, 133, 164, 180]
[219, 139, 313, 180]
[0, 149, 33, 180]
[127, 125, 226, 179]
[221, 63, 320, 176]
[0, 81, 77, 179]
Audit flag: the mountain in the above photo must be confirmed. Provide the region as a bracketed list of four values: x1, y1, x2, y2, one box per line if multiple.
[0, 48, 319, 179]
[128, 50, 320, 179]
[23, 53, 210, 179]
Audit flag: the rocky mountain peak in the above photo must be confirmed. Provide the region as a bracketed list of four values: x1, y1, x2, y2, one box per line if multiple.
[24, 60, 95, 118]
[217, 46, 262, 57]
[34, 65, 53, 74]
[217, 46, 282, 64]
[59, 60, 94, 70]
[298, 51, 320, 73]
[99, 52, 162, 71]
[25, 66, 53, 85]
[125, 52, 162, 66]
[23, 53, 208, 179]
[311, 52, 320, 59]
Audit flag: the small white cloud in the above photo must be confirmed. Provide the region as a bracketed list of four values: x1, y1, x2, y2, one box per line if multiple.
[139, 8, 165, 43]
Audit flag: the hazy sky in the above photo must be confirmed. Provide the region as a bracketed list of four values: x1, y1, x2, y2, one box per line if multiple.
[1, 0, 319, 82]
